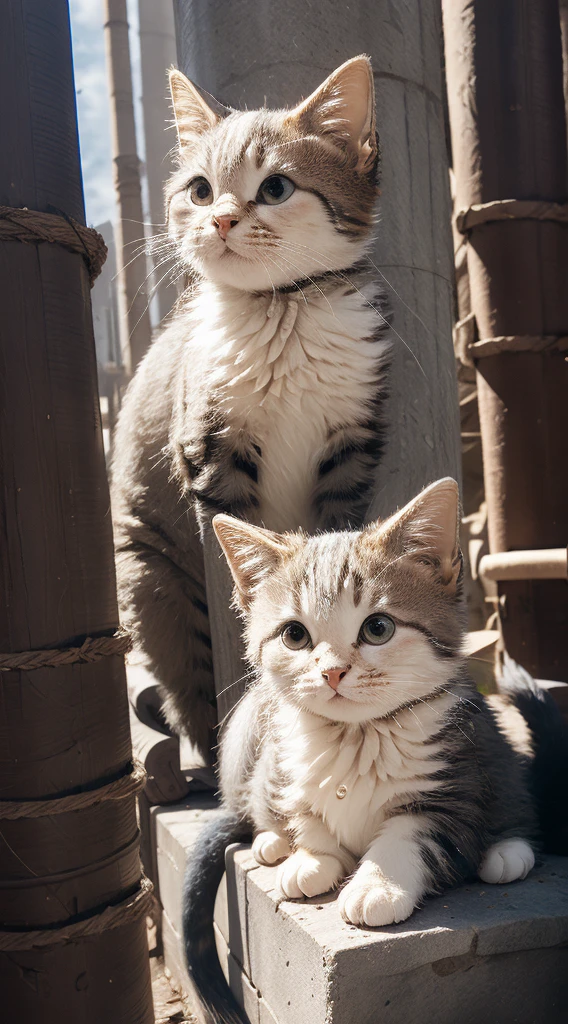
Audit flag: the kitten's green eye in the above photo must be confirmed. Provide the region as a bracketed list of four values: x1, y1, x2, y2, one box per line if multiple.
[189, 177, 213, 206]
[359, 614, 396, 646]
[257, 175, 295, 206]
[281, 621, 311, 650]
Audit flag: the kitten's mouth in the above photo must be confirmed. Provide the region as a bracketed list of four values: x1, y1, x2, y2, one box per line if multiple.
[219, 246, 250, 262]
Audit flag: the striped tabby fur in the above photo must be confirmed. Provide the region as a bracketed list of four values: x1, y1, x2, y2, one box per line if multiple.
[181, 478, 565, 1024]
[111, 57, 392, 756]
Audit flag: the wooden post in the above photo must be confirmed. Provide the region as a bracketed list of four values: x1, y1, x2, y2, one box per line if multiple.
[138, 0, 178, 322]
[174, 0, 460, 717]
[104, 0, 152, 374]
[560, 0, 568, 126]
[0, 2, 154, 1021]
[443, 0, 568, 680]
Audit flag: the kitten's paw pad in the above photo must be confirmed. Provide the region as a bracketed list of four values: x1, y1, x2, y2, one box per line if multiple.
[278, 850, 345, 899]
[478, 838, 535, 884]
[338, 871, 416, 928]
[252, 831, 291, 866]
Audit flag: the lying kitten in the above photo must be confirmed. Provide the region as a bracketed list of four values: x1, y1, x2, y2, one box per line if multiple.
[111, 56, 390, 757]
[182, 478, 568, 1024]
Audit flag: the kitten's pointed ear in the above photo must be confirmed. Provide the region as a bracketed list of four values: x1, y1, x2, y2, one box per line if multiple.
[213, 515, 290, 609]
[169, 68, 228, 147]
[376, 478, 462, 588]
[286, 55, 377, 172]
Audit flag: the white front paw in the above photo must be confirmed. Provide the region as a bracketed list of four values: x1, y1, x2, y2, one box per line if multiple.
[277, 850, 346, 899]
[478, 838, 535, 884]
[252, 831, 291, 866]
[338, 866, 418, 927]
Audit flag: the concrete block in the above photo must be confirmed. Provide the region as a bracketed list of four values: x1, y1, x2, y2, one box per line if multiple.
[215, 870, 229, 945]
[259, 998, 278, 1024]
[223, 844, 256, 975]
[162, 907, 190, 998]
[156, 795, 568, 1024]
[330, 943, 568, 1024]
[157, 800, 258, 1021]
[228, 850, 568, 1024]
[138, 790, 160, 892]
[229, 959, 260, 1024]
[242, 861, 329, 1024]
[130, 705, 192, 805]
[154, 793, 219, 935]
[216, 923, 261, 1024]
[163, 906, 261, 1024]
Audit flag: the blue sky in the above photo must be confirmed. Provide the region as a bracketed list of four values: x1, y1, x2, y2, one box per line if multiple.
[69, 0, 143, 228]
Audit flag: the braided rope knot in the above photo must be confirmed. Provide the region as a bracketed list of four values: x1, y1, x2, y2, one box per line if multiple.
[0, 876, 155, 951]
[0, 630, 132, 672]
[0, 205, 107, 284]
[0, 760, 147, 820]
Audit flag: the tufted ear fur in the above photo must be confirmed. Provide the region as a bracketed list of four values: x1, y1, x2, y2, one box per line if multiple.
[213, 515, 290, 609]
[286, 55, 377, 172]
[169, 68, 230, 147]
[370, 478, 462, 588]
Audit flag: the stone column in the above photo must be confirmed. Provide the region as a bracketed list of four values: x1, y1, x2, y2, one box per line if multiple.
[174, 0, 460, 514]
[138, 0, 178, 322]
[104, 0, 152, 374]
[174, 0, 460, 717]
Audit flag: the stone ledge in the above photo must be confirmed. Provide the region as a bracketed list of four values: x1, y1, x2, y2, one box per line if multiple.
[231, 847, 568, 970]
[226, 847, 568, 1024]
[161, 910, 260, 1024]
[155, 800, 568, 1024]
[152, 792, 219, 931]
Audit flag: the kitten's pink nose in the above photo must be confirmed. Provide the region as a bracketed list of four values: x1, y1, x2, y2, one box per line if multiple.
[322, 667, 350, 691]
[213, 214, 239, 240]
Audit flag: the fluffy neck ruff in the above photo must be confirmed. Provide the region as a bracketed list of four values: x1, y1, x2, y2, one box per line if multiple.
[275, 689, 459, 856]
[183, 274, 388, 531]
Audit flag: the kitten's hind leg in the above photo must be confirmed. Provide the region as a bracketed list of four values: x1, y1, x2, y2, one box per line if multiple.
[478, 838, 535, 884]
[252, 831, 291, 866]
[115, 538, 216, 761]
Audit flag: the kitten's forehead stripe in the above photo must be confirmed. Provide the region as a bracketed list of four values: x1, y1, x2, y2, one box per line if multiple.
[285, 533, 359, 619]
[256, 523, 463, 658]
[174, 107, 377, 232]
[351, 569, 364, 606]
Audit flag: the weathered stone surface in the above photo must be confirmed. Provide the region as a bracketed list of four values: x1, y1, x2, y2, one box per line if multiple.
[258, 998, 278, 1024]
[158, 800, 568, 1024]
[243, 862, 329, 1024]
[154, 794, 219, 936]
[225, 844, 255, 975]
[330, 943, 568, 1024]
[163, 905, 261, 1024]
[216, 923, 261, 1024]
[162, 909, 190, 999]
[233, 849, 568, 975]
[228, 848, 568, 1024]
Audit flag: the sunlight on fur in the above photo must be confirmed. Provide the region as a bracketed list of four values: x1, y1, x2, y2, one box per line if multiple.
[111, 56, 392, 760]
[167, 56, 377, 291]
[213, 479, 539, 928]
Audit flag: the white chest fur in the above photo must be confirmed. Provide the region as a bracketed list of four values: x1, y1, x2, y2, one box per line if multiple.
[276, 697, 456, 858]
[188, 281, 388, 531]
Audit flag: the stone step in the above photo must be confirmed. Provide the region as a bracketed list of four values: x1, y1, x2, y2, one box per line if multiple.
[154, 799, 568, 1024]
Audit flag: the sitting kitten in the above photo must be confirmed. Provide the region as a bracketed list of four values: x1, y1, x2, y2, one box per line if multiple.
[111, 56, 390, 757]
[182, 478, 568, 1024]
